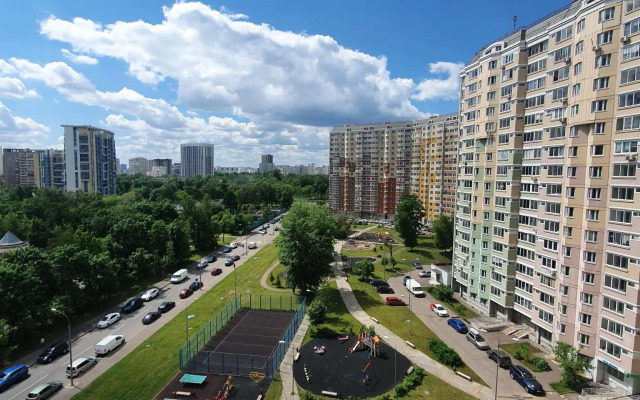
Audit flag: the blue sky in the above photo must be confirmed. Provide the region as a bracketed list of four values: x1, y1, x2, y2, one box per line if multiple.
[0, 0, 565, 167]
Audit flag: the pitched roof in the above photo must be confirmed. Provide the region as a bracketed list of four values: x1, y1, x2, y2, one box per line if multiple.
[0, 231, 25, 246]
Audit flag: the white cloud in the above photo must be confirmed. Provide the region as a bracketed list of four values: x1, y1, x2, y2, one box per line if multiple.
[412, 62, 464, 101]
[39, 3, 427, 127]
[61, 49, 98, 65]
[0, 101, 49, 147]
[0, 77, 38, 99]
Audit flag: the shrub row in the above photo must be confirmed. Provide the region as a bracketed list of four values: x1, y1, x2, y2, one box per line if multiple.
[428, 338, 463, 368]
[394, 367, 425, 397]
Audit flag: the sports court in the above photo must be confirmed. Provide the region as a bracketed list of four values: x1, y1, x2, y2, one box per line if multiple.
[183, 308, 295, 376]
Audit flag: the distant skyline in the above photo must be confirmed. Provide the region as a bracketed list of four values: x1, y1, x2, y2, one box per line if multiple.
[1, 0, 566, 166]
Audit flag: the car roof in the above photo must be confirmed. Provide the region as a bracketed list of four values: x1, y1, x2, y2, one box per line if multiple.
[387, 296, 399, 300]
[3, 364, 26, 373]
[512, 365, 530, 373]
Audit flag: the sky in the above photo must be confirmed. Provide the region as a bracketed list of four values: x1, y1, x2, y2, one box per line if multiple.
[0, 0, 567, 168]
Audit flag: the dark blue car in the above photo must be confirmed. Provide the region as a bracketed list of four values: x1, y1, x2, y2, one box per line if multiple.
[121, 297, 144, 314]
[447, 318, 468, 333]
[510, 365, 544, 395]
[0, 364, 29, 392]
[222, 247, 231, 253]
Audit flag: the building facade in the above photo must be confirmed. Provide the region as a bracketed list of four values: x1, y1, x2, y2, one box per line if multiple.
[329, 115, 458, 222]
[38, 149, 65, 190]
[63, 125, 117, 195]
[2, 148, 39, 189]
[151, 158, 172, 175]
[259, 154, 275, 173]
[453, 0, 640, 393]
[128, 157, 150, 175]
[180, 143, 214, 177]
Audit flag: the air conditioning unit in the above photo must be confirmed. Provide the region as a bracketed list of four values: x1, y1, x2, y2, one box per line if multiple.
[622, 35, 631, 43]
[562, 98, 568, 105]
[501, 65, 506, 70]
[532, 177, 538, 181]
[592, 45, 601, 52]
[560, 118, 567, 123]
[564, 56, 572, 64]
[550, 271, 557, 278]
[507, 95, 512, 100]
[626, 153, 638, 161]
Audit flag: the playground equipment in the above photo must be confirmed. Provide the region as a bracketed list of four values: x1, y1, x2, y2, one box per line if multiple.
[249, 371, 265, 385]
[214, 375, 233, 399]
[303, 364, 311, 383]
[349, 332, 379, 357]
[337, 335, 349, 343]
[313, 345, 326, 354]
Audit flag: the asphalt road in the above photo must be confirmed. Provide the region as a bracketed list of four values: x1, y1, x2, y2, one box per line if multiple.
[383, 273, 536, 400]
[3, 225, 280, 400]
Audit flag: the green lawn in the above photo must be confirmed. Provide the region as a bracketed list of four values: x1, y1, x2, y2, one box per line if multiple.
[72, 244, 285, 400]
[549, 381, 577, 394]
[501, 342, 546, 372]
[264, 372, 283, 400]
[266, 264, 287, 289]
[189, 235, 236, 262]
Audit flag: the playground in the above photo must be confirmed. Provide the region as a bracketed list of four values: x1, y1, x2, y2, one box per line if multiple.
[294, 331, 412, 398]
[155, 371, 266, 400]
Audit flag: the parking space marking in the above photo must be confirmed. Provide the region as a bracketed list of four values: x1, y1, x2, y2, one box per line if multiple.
[111, 323, 127, 333]
[9, 374, 47, 400]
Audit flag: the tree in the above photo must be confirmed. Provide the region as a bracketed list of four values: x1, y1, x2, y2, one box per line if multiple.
[334, 212, 353, 239]
[433, 215, 454, 250]
[554, 343, 591, 391]
[307, 299, 328, 326]
[394, 192, 424, 250]
[431, 284, 453, 302]
[278, 202, 336, 292]
[353, 260, 374, 281]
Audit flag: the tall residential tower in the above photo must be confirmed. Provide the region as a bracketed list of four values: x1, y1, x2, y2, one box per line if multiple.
[180, 143, 214, 177]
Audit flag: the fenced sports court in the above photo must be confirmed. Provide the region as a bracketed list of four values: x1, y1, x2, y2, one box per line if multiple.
[179, 294, 306, 379]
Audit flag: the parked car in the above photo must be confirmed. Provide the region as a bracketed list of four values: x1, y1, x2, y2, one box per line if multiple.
[222, 247, 231, 253]
[211, 267, 222, 276]
[430, 303, 448, 317]
[196, 260, 207, 269]
[97, 312, 120, 329]
[37, 342, 68, 364]
[385, 297, 406, 306]
[158, 301, 175, 313]
[510, 365, 544, 394]
[230, 242, 238, 249]
[141, 287, 159, 301]
[447, 318, 468, 333]
[403, 275, 410, 285]
[418, 270, 431, 278]
[189, 280, 203, 291]
[466, 328, 490, 350]
[487, 349, 512, 368]
[370, 279, 389, 287]
[376, 286, 394, 294]
[66, 357, 97, 378]
[25, 381, 62, 399]
[121, 297, 145, 314]
[179, 287, 194, 299]
[411, 260, 423, 269]
[224, 259, 234, 266]
[95, 335, 125, 356]
[232, 255, 241, 261]
[142, 311, 161, 325]
[207, 255, 217, 263]
[0, 364, 29, 392]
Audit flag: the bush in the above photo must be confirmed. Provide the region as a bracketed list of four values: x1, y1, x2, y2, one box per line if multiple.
[394, 383, 409, 397]
[431, 284, 453, 302]
[530, 357, 551, 372]
[275, 276, 281, 287]
[514, 344, 530, 361]
[302, 392, 316, 400]
[428, 339, 463, 368]
[268, 272, 275, 284]
[307, 300, 328, 326]
[375, 394, 391, 400]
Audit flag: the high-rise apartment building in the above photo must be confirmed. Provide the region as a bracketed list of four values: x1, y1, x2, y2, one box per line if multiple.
[63, 125, 117, 195]
[454, 0, 640, 393]
[38, 149, 65, 190]
[259, 154, 275, 173]
[180, 143, 214, 177]
[2, 148, 39, 189]
[151, 158, 172, 175]
[128, 157, 150, 175]
[329, 115, 458, 221]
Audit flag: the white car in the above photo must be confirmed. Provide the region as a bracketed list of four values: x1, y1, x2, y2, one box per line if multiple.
[97, 313, 121, 328]
[430, 303, 449, 317]
[229, 242, 238, 249]
[141, 287, 160, 301]
[418, 270, 431, 278]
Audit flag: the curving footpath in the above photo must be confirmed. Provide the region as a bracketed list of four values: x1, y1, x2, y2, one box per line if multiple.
[261, 261, 291, 292]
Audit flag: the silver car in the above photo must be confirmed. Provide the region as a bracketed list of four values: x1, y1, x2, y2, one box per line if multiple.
[466, 328, 490, 350]
[26, 381, 62, 399]
[66, 357, 97, 378]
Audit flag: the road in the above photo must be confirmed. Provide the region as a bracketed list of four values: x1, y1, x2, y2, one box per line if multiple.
[3, 223, 281, 400]
[383, 273, 536, 400]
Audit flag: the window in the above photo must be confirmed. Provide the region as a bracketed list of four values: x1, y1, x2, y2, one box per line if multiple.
[603, 295, 626, 314]
[559, 304, 568, 315]
[588, 188, 601, 199]
[614, 140, 638, 153]
[609, 208, 633, 223]
[581, 292, 593, 305]
[579, 334, 590, 346]
[568, 148, 578, 158]
[599, 7, 615, 22]
[552, 65, 570, 82]
[594, 77, 610, 90]
[548, 165, 563, 176]
[611, 186, 635, 200]
[580, 313, 592, 326]
[573, 83, 581, 96]
[597, 31, 614, 45]
[501, 85, 512, 97]
[546, 202, 561, 214]
[523, 148, 541, 159]
[468, 82, 478, 93]
[576, 41, 584, 54]
[558, 323, 566, 334]
[544, 220, 560, 232]
[606, 252, 631, 269]
[503, 52, 514, 65]
[604, 275, 627, 292]
[486, 153, 493, 161]
[550, 86, 568, 101]
[619, 90, 640, 108]
[609, 230, 631, 246]
[499, 118, 511, 129]
[567, 166, 577, 176]
[554, 45, 572, 62]
[585, 230, 598, 242]
[525, 94, 545, 108]
[554, 26, 572, 43]
[623, 42, 640, 61]
[527, 59, 547, 74]
[577, 18, 585, 32]
[500, 101, 511, 113]
[528, 40, 548, 57]
[621, 65, 640, 85]
[584, 251, 597, 263]
[590, 166, 603, 178]
[523, 131, 542, 142]
[526, 77, 546, 91]
[563, 246, 572, 257]
[539, 309, 554, 324]
[467, 97, 477, 107]
[582, 272, 595, 284]
[616, 115, 640, 130]
[613, 163, 637, 177]
[524, 113, 544, 125]
[564, 226, 573, 237]
[574, 62, 582, 75]
[543, 238, 559, 251]
[587, 209, 600, 221]
[487, 91, 496, 100]
[562, 265, 570, 277]
[572, 104, 579, 115]
[548, 146, 564, 157]
[540, 291, 555, 306]
[502, 68, 513, 81]
[599, 338, 622, 359]
[591, 145, 604, 155]
[548, 107, 567, 120]
[565, 206, 575, 217]
[601, 317, 623, 337]
[624, 17, 640, 37]
[627, 0, 640, 13]
[595, 54, 612, 67]
[570, 126, 578, 137]
[488, 60, 497, 69]
[488, 76, 497, 85]
[592, 100, 608, 112]
[594, 122, 606, 134]
[547, 184, 562, 195]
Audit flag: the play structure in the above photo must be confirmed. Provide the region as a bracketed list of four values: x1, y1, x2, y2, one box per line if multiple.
[213, 375, 233, 400]
[249, 371, 265, 385]
[349, 332, 380, 357]
[337, 335, 349, 343]
[313, 345, 326, 354]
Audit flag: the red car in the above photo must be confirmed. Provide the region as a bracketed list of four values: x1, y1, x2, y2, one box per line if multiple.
[385, 296, 406, 306]
[179, 287, 194, 299]
[211, 268, 222, 276]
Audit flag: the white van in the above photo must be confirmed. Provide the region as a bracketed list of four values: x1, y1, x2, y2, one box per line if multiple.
[95, 335, 125, 356]
[248, 241, 257, 249]
[405, 278, 425, 297]
[66, 356, 97, 378]
[171, 268, 188, 284]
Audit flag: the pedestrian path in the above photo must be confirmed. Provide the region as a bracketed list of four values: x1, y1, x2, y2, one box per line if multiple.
[280, 315, 310, 400]
[261, 261, 290, 292]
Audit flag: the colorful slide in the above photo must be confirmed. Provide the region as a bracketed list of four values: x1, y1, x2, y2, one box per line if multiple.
[350, 340, 362, 353]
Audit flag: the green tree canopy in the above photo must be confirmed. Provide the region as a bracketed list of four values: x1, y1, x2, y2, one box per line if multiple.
[433, 215, 454, 250]
[395, 192, 424, 250]
[554, 343, 591, 391]
[353, 259, 375, 281]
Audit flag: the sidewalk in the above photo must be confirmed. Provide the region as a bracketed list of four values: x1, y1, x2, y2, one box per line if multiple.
[280, 315, 310, 400]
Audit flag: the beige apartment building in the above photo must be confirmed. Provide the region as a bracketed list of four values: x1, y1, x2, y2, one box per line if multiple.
[454, 0, 640, 393]
[329, 114, 458, 223]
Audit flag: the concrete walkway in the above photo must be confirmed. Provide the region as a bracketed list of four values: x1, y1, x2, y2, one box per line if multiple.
[261, 261, 291, 292]
[280, 314, 310, 400]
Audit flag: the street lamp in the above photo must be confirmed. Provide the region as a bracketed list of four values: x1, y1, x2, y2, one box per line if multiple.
[51, 308, 73, 387]
[494, 337, 519, 400]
